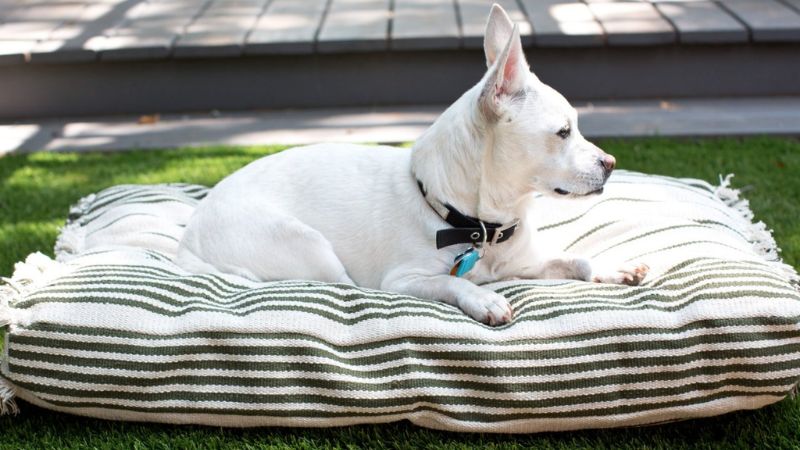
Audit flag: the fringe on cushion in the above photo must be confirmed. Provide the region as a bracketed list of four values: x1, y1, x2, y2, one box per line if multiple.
[54, 193, 94, 262]
[0, 266, 16, 414]
[0, 252, 67, 415]
[1, 252, 65, 327]
[0, 277, 19, 331]
[54, 221, 86, 263]
[0, 377, 17, 416]
[715, 174, 799, 287]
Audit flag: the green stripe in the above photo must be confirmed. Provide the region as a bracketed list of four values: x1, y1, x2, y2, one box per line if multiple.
[15, 315, 800, 352]
[36, 274, 417, 303]
[165, 184, 208, 199]
[70, 265, 261, 292]
[494, 257, 787, 297]
[563, 221, 618, 251]
[68, 265, 387, 295]
[65, 257, 786, 300]
[82, 192, 181, 219]
[608, 178, 718, 198]
[85, 212, 160, 237]
[12, 328, 800, 362]
[19, 279, 797, 318]
[625, 240, 754, 262]
[138, 231, 180, 243]
[510, 280, 798, 313]
[512, 290, 799, 323]
[10, 343, 800, 378]
[13, 287, 799, 326]
[82, 196, 196, 223]
[14, 294, 479, 324]
[12, 362, 800, 394]
[538, 198, 655, 231]
[498, 269, 792, 300]
[590, 224, 722, 258]
[695, 219, 749, 241]
[10, 378, 796, 411]
[19, 284, 460, 314]
[26, 263, 797, 312]
[87, 189, 197, 211]
[646, 260, 789, 289]
[611, 171, 715, 193]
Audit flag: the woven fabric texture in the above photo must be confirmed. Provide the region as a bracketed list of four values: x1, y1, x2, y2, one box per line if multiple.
[1, 171, 799, 433]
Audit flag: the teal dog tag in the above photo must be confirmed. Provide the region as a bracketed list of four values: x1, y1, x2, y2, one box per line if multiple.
[451, 248, 481, 277]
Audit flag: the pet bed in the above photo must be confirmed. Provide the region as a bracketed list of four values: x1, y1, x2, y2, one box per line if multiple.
[1, 171, 798, 433]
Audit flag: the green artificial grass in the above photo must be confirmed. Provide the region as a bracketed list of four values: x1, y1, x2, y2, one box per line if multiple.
[0, 137, 799, 449]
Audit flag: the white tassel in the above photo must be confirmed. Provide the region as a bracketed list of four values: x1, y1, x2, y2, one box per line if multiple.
[67, 193, 95, 220]
[0, 252, 66, 416]
[0, 308, 11, 329]
[55, 193, 94, 262]
[54, 221, 86, 262]
[1, 277, 18, 329]
[715, 174, 754, 219]
[1, 274, 20, 416]
[715, 174, 800, 284]
[715, 174, 738, 203]
[0, 252, 64, 328]
[0, 378, 18, 415]
[13, 252, 60, 281]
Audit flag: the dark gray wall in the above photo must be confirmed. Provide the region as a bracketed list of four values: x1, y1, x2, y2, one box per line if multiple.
[1, 44, 798, 120]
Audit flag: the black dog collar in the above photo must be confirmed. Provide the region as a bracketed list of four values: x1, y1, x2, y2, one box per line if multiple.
[417, 180, 519, 249]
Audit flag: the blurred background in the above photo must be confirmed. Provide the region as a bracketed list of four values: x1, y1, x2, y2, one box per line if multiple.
[0, 0, 799, 153]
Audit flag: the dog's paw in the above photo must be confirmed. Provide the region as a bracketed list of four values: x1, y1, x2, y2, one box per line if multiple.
[592, 262, 649, 286]
[460, 291, 514, 326]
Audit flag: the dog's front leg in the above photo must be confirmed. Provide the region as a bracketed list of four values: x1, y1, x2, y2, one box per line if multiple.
[531, 255, 649, 286]
[383, 273, 513, 326]
[589, 260, 649, 286]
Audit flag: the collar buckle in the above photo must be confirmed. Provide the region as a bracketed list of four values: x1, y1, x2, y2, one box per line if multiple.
[490, 219, 519, 246]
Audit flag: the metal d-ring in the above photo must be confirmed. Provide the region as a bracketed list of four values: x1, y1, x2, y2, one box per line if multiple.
[477, 221, 488, 256]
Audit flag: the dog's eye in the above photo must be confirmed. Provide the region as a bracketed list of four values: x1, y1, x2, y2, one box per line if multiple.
[556, 125, 571, 139]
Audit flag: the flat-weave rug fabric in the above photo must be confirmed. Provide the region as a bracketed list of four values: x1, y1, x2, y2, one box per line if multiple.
[1, 171, 799, 433]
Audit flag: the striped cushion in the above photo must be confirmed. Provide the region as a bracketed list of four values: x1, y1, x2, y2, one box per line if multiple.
[1, 171, 799, 433]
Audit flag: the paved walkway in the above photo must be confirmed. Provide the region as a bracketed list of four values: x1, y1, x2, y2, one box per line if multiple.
[2, 0, 800, 64]
[3, 96, 799, 155]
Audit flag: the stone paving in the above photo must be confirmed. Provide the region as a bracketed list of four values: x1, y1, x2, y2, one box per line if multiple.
[1, 0, 800, 64]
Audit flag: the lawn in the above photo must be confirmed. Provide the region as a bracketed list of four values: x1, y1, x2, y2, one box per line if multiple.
[0, 137, 798, 449]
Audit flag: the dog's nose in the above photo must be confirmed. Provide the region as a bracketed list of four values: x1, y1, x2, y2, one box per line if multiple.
[599, 154, 616, 173]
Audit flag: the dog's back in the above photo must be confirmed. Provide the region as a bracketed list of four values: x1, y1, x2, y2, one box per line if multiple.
[176, 144, 434, 287]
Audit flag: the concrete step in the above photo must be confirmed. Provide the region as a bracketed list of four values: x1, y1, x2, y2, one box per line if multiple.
[3, 96, 799, 155]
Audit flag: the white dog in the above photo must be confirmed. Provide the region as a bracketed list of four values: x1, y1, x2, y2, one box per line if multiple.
[175, 4, 648, 326]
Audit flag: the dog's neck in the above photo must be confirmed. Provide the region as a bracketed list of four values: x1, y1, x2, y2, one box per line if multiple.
[411, 87, 530, 225]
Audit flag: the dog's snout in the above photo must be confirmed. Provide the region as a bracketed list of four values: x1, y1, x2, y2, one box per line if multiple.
[599, 154, 616, 174]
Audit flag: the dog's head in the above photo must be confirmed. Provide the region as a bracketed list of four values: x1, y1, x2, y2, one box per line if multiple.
[478, 4, 615, 198]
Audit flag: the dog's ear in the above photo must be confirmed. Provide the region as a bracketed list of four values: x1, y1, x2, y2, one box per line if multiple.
[484, 4, 515, 69]
[480, 20, 528, 120]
